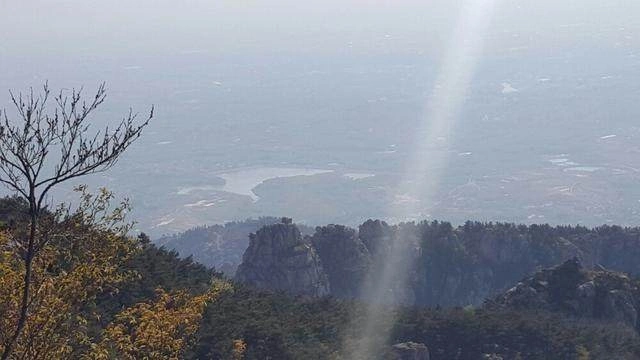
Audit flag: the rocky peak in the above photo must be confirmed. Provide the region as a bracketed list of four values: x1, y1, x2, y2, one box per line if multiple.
[492, 258, 640, 331]
[311, 224, 372, 298]
[235, 220, 329, 297]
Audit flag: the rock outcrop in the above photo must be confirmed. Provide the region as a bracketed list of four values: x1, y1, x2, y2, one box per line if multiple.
[311, 224, 372, 298]
[157, 217, 317, 276]
[235, 220, 329, 297]
[492, 258, 640, 331]
[234, 219, 640, 309]
[389, 342, 430, 360]
[359, 219, 394, 256]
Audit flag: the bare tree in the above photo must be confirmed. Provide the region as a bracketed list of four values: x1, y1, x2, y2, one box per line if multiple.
[0, 83, 153, 360]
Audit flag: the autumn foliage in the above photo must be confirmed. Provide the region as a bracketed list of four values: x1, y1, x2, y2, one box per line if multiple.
[0, 190, 224, 359]
[90, 282, 231, 360]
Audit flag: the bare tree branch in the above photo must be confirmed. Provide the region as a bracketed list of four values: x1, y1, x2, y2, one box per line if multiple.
[0, 83, 152, 360]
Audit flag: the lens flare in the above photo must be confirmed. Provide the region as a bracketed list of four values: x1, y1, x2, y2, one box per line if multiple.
[344, 0, 499, 357]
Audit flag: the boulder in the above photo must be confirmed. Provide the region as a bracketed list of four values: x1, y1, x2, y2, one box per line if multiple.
[390, 342, 430, 360]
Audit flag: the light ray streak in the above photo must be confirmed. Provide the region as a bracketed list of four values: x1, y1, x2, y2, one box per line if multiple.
[344, 1, 499, 358]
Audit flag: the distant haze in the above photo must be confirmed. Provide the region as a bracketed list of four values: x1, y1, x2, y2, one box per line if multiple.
[2, 0, 640, 235]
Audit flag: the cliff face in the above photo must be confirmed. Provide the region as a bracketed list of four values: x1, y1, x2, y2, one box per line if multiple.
[235, 220, 640, 309]
[311, 224, 372, 299]
[235, 221, 329, 297]
[492, 258, 640, 331]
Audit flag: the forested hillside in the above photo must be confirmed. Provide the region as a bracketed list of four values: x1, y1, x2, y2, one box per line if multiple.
[3, 195, 640, 359]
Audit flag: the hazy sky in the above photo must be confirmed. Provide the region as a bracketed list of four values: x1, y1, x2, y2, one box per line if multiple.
[2, 0, 638, 57]
[1, 0, 640, 232]
[3, 0, 638, 113]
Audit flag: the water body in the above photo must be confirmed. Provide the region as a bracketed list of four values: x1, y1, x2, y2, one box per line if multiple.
[218, 167, 333, 201]
[343, 173, 375, 180]
[565, 166, 602, 173]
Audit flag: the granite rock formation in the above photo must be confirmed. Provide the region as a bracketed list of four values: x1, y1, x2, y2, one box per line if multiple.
[235, 219, 329, 297]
